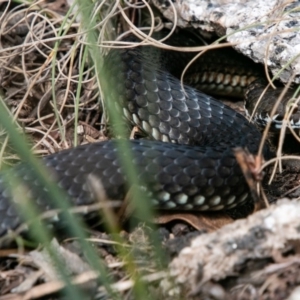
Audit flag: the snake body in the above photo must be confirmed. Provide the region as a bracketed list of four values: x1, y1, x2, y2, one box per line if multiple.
[0, 32, 270, 240]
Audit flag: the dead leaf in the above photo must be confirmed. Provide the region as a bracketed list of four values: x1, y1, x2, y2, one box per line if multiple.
[234, 147, 267, 211]
[155, 212, 233, 232]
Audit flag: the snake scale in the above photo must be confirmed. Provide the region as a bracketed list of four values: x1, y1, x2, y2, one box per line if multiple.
[0, 30, 274, 241]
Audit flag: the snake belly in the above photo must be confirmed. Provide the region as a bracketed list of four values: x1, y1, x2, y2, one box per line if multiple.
[0, 33, 269, 238]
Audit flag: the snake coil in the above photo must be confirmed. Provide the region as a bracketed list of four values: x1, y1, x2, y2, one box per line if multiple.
[0, 32, 270, 240]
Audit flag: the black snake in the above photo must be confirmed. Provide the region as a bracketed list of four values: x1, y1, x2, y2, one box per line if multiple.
[0, 30, 290, 243]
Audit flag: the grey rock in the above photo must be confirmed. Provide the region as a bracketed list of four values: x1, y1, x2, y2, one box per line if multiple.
[153, 0, 300, 83]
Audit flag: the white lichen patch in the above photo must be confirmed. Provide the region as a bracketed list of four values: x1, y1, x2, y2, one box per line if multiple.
[153, 0, 300, 83]
[166, 199, 300, 292]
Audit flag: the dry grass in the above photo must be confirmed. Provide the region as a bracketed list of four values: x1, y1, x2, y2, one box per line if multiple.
[1, 0, 300, 299]
[0, 0, 103, 164]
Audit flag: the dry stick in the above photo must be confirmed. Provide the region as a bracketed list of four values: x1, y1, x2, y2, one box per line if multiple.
[281, 183, 300, 198]
[285, 92, 300, 143]
[0, 0, 10, 25]
[268, 79, 297, 184]
[27, 17, 94, 153]
[43, 39, 77, 149]
[29, 52, 74, 151]
[0, 50, 26, 168]
[25, 127, 61, 151]
[140, 0, 178, 43]
[1, 4, 86, 155]
[0, 200, 122, 247]
[262, 92, 300, 196]
[117, 0, 160, 44]
[1, 18, 297, 55]
[256, 75, 296, 176]
[123, 0, 148, 9]
[0, 1, 120, 58]
[14, 51, 54, 123]
[0, 15, 63, 162]
[60, 47, 76, 147]
[29, 82, 64, 119]
[262, 0, 293, 90]
[21, 270, 98, 300]
[260, 155, 300, 175]
[234, 148, 267, 209]
[274, 88, 300, 165]
[116, 0, 250, 53]
[119, 0, 173, 43]
[31, 104, 66, 152]
[18, 268, 167, 300]
[94, 0, 120, 44]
